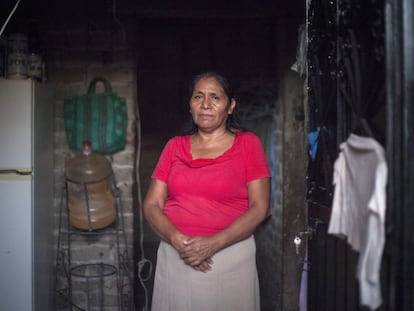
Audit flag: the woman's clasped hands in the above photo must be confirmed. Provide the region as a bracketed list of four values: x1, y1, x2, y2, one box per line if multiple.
[179, 236, 217, 272]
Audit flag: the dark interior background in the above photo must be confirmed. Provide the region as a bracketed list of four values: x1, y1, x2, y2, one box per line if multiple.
[1, 0, 304, 134]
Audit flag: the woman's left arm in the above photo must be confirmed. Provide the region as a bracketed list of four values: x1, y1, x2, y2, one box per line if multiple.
[180, 177, 270, 267]
[215, 177, 271, 245]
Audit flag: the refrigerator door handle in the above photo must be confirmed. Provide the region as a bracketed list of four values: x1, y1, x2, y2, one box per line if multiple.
[0, 169, 32, 175]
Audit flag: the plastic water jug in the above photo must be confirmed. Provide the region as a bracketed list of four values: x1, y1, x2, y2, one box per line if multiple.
[65, 141, 116, 230]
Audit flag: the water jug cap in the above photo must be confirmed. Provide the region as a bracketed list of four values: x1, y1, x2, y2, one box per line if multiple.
[82, 140, 92, 155]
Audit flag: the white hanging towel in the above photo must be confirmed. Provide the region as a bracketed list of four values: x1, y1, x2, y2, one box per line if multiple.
[328, 133, 387, 310]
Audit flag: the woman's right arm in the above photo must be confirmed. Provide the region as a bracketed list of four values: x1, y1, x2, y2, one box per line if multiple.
[144, 178, 213, 272]
[143, 179, 188, 250]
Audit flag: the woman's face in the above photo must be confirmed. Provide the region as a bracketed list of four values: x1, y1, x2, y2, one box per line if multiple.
[189, 77, 236, 133]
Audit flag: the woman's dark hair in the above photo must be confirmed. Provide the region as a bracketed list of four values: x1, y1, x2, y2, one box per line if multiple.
[189, 71, 234, 102]
[183, 71, 245, 134]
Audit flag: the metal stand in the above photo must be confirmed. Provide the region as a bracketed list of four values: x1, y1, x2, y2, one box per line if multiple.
[55, 174, 134, 311]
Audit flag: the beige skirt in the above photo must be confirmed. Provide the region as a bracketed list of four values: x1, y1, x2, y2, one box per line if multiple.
[151, 236, 260, 311]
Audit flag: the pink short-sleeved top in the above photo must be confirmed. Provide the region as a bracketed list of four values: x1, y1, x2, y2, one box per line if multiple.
[152, 131, 271, 236]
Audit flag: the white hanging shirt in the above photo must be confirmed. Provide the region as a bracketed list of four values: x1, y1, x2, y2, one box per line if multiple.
[328, 134, 387, 310]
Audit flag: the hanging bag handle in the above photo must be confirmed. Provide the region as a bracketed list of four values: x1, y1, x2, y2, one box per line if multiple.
[87, 77, 112, 94]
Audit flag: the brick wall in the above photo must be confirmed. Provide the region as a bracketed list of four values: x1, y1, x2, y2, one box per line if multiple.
[47, 29, 137, 310]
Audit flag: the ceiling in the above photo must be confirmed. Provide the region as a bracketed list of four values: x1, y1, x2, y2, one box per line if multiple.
[1, 0, 303, 34]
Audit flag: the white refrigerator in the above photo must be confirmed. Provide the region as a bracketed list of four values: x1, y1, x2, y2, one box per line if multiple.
[0, 79, 54, 311]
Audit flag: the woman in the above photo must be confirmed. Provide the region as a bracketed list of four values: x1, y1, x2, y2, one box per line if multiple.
[143, 71, 271, 311]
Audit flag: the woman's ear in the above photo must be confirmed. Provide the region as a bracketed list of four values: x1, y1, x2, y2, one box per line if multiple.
[228, 99, 236, 115]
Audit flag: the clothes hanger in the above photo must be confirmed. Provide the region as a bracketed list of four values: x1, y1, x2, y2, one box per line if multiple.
[351, 117, 375, 139]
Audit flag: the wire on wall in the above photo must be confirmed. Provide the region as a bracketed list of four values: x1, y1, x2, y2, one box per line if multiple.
[112, 0, 126, 45]
[0, 0, 21, 36]
[135, 96, 153, 311]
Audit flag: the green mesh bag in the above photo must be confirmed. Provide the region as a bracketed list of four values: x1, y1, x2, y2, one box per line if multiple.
[64, 78, 127, 154]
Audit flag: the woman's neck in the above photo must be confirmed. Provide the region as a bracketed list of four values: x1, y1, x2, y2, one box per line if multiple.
[190, 128, 235, 159]
[193, 128, 232, 144]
